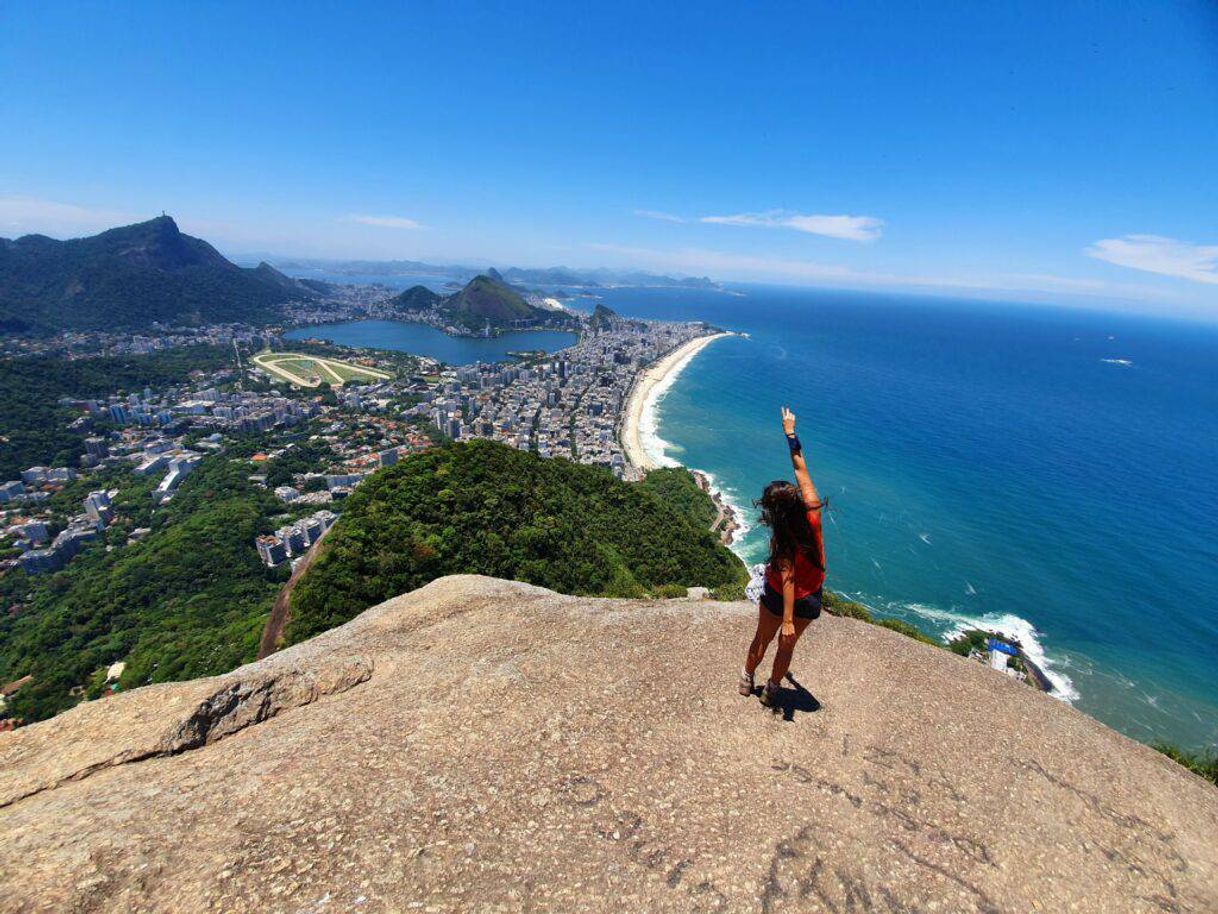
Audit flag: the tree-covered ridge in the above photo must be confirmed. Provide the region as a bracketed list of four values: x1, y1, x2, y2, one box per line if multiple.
[445, 275, 535, 324]
[287, 441, 748, 644]
[638, 467, 718, 531]
[0, 216, 308, 333]
[390, 284, 442, 312]
[0, 457, 287, 722]
[388, 274, 579, 331]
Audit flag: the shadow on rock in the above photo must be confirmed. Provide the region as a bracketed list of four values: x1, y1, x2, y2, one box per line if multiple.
[759, 673, 822, 722]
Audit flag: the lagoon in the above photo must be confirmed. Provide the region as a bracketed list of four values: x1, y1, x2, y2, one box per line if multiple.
[284, 320, 578, 365]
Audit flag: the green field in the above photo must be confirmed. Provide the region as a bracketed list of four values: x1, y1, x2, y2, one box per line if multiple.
[252, 351, 392, 387]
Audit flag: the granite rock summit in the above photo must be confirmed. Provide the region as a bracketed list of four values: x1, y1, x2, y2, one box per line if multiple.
[2, 575, 1215, 912]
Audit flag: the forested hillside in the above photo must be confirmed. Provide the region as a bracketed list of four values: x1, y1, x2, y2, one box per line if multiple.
[287, 441, 748, 643]
[0, 216, 307, 332]
[0, 457, 286, 722]
[389, 274, 579, 331]
[0, 441, 746, 723]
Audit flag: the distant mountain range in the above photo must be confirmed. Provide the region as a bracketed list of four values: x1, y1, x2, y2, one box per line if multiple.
[390, 273, 579, 331]
[262, 257, 720, 292]
[0, 216, 319, 333]
[0, 215, 720, 336]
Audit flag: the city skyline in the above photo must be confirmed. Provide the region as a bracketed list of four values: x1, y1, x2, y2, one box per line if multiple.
[2, 2, 1217, 318]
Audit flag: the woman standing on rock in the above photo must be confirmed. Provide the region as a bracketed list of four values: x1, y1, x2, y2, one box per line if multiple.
[740, 407, 826, 707]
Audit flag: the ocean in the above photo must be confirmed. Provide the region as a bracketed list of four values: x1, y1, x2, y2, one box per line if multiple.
[597, 284, 1218, 751]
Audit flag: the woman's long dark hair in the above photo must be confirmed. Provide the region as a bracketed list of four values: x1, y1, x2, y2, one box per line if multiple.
[756, 480, 823, 571]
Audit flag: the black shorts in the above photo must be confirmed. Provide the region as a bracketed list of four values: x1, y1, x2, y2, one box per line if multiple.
[761, 582, 822, 620]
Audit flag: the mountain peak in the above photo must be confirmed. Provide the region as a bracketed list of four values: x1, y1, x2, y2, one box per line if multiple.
[440, 274, 551, 329]
[0, 217, 295, 332]
[588, 302, 621, 332]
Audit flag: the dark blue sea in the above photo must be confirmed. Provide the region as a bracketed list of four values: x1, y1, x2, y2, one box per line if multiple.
[597, 285, 1218, 751]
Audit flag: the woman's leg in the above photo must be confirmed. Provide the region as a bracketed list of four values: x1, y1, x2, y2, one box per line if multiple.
[768, 616, 813, 685]
[745, 605, 783, 676]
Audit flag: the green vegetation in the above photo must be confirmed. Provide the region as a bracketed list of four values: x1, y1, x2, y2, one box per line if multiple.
[1153, 744, 1218, 787]
[264, 439, 334, 488]
[876, 617, 940, 646]
[0, 216, 305, 332]
[0, 345, 236, 479]
[390, 274, 579, 332]
[286, 338, 422, 377]
[390, 284, 442, 312]
[821, 590, 874, 621]
[0, 457, 283, 722]
[947, 628, 995, 656]
[639, 467, 718, 530]
[819, 591, 940, 646]
[253, 350, 391, 388]
[287, 440, 747, 644]
[445, 275, 536, 329]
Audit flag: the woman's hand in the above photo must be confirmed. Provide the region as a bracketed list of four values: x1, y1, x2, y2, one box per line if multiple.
[781, 406, 797, 437]
[781, 618, 796, 638]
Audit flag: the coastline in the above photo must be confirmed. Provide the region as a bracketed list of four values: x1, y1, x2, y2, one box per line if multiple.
[619, 331, 751, 546]
[690, 469, 749, 547]
[620, 332, 729, 473]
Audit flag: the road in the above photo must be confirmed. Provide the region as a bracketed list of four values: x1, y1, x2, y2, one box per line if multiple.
[256, 525, 332, 660]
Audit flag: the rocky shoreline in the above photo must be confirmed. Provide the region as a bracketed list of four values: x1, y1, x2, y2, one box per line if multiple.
[691, 469, 744, 546]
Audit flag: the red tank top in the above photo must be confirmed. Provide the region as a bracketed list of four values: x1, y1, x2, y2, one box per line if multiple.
[764, 507, 825, 598]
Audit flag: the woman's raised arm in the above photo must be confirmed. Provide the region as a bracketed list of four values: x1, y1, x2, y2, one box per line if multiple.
[781, 407, 822, 510]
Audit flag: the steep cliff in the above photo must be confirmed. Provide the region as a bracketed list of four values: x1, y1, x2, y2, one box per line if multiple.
[2, 575, 1215, 913]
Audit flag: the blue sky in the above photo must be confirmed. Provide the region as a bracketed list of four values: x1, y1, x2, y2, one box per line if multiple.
[2, 1, 1216, 317]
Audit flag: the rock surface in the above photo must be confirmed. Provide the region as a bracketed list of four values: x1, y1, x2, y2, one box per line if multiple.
[1, 575, 1215, 913]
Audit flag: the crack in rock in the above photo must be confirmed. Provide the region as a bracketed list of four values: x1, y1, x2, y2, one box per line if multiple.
[0, 657, 372, 809]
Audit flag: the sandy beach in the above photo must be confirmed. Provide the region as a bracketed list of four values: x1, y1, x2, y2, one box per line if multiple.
[620, 332, 730, 472]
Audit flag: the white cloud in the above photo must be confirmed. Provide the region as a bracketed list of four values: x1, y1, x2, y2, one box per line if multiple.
[633, 209, 686, 223]
[701, 210, 884, 242]
[343, 213, 425, 230]
[0, 196, 142, 237]
[587, 242, 942, 286]
[584, 242, 1179, 305]
[1086, 234, 1218, 285]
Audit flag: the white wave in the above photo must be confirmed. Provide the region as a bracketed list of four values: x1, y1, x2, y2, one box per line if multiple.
[1100, 357, 1133, 367]
[637, 345, 706, 469]
[636, 337, 755, 549]
[695, 468, 753, 552]
[896, 601, 1080, 703]
[918, 532, 932, 545]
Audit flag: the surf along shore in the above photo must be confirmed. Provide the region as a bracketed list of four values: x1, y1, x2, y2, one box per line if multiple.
[620, 332, 729, 471]
[620, 332, 747, 545]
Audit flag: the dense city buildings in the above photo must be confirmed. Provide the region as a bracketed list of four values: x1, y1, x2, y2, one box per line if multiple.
[417, 317, 709, 475]
[1, 294, 713, 590]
